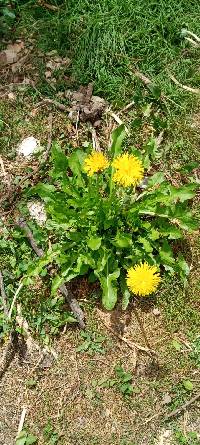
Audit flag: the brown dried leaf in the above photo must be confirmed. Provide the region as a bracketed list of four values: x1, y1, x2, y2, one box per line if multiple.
[0, 41, 24, 67]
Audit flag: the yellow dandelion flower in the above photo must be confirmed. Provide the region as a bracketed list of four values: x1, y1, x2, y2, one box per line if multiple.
[112, 153, 144, 187]
[126, 262, 161, 297]
[84, 152, 109, 176]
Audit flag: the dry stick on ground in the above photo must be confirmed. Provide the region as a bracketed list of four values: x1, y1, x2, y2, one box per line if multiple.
[168, 73, 200, 94]
[16, 407, 27, 438]
[96, 308, 156, 356]
[164, 391, 200, 421]
[0, 270, 9, 317]
[119, 100, 135, 114]
[8, 281, 24, 320]
[17, 218, 85, 328]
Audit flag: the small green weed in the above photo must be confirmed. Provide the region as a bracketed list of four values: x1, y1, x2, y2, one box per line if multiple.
[16, 430, 37, 445]
[190, 337, 200, 368]
[43, 421, 59, 445]
[93, 365, 138, 397]
[76, 331, 106, 355]
[174, 429, 200, 445]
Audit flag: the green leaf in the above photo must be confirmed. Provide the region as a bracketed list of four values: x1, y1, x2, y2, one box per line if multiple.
[16, 431, 27, 445]
[158, 221, 183, 240]
[179, 162, 199, 174]
[100, 269, 120, 310]
[170, 184, 197, 203]
[26, 435, 38, 445]
[25, 378, 37, 388]
[27, 183, 56, 202]
[51, 274, 66, 295]
[76, 340, 91, 352]
[159, 241, 175, 270]
[110, 124, 126, 158]
[87, 236, 102, 251]
[177, 255, 190, 282]
[172, 340, 182, 351]
[68, 149, 86, 176]
[149, 228, 160, 241]
[113, 232, 132, 248]
[138, 236, 153, 253]
[143, 137, 160, 160]
[182, 380, 193, 391]
[148, 83, 161, 99]
[51, 143, 68, 178]
[27, 250, 58, 277]
[120, 275, 131, 310]
[148, 172, 165, 187]
[2, 8, 16, 19]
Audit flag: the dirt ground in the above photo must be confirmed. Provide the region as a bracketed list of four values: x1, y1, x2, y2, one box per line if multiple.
[1, 304, 200, 445]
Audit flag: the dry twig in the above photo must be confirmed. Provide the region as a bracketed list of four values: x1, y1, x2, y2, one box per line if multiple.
[168, 73, 200, 94]
[17, 218, 85, 328]
[90, 126, 101, 151]
[120, 100, 135, 114]
[8, 281, 24, 320]
[16, 407, 27, 438]
[165, 391, 200, 421]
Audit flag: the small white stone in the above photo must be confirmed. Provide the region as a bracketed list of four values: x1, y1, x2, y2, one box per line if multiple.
[152, 308, 161, 316]
[17, 136, 39, 157]
[27, 201, 47, 226]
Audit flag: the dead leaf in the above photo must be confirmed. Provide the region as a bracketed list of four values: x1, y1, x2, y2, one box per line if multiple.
[0, 41, 24, 67]
[45, 70, 52, 79]
[162, 393, 172, 405]
[7, 92, 16, 101]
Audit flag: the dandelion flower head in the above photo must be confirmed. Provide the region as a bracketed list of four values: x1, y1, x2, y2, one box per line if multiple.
[84, 152, 109, 176]
[112, 153, 144, 187]
[126, 262, 161, 297]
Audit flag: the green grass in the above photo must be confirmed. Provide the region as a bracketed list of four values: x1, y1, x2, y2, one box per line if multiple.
[14, 0, 200, 105]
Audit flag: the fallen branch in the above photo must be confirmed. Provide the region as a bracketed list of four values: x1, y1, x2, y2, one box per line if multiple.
[0, 270, 9, 317]
[96, 308, 156, 355]
[17, 218, 43, 257]
[165, 391, 200, 421]
[17, 218, 85, 328]
[168, 73, 200, 94]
